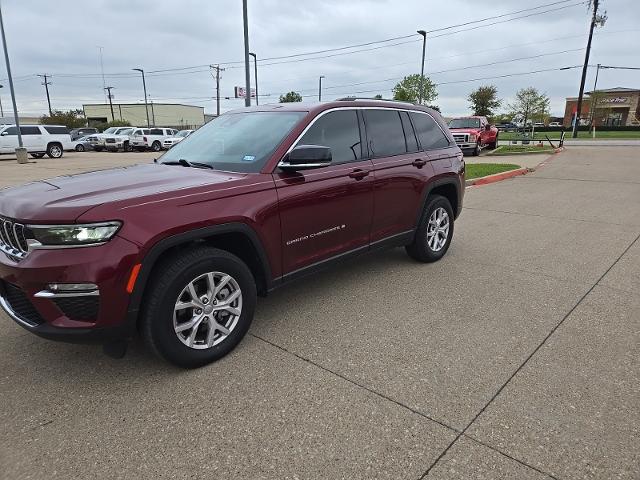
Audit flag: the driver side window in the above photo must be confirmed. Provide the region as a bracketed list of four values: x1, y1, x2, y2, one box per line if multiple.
[297, 110, 362, 164]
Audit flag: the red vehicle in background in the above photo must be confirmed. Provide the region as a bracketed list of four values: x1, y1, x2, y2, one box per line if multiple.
[448, 116, 499, 156]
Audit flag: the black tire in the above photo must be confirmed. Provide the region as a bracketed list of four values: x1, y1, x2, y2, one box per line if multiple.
[489, 134, 498, 150]
[151, 141, 162, 152]
[46, 143, 63, 158]
[141, 247, 257, 368]
[75, 144, 85, 152]
[123, 141, 132, 152]
[405, 194, 454, 263]
[30, 153, 45, 159]
[472, 142, 480, 156]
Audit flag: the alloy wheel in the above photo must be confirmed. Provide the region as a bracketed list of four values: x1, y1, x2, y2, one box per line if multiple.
[173, 271, 243, 350]
[427, 207, 450, 252]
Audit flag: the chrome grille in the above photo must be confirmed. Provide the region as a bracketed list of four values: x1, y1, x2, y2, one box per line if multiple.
[0, 216, 28, 261]
[452, 133, 468, 144]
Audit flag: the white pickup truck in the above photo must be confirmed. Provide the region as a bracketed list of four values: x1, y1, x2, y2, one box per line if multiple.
[0, 124, 72, 158]
[90, 127, 138, 152]
[130, 127, 178, 152]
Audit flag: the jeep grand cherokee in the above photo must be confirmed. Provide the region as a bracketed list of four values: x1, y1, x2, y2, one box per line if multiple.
[0, 99, 464, 367]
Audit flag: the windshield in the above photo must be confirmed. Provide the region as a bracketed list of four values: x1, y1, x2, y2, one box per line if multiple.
[448, 118, 480, 129]
[160, 111, 305, 173]
[116, 128, 134, 135]
[103, 127, 117, 134]
[177, 130, 191, 137]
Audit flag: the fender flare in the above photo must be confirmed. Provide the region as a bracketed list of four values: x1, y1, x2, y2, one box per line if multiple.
[413, 177, 462, 231]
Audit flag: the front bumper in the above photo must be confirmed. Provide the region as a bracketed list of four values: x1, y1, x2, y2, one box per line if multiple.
[0, 236, 141, 344]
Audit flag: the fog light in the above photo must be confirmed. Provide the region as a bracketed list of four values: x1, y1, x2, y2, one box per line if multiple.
[47, 283, 98, 293]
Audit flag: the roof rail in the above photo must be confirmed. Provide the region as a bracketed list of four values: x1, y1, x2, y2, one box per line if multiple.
[335, 96, 415, 105]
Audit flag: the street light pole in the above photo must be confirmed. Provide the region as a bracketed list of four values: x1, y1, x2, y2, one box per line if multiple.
[37, 74, 52, 115]
[0, 2, 23, 149]
[318, 75, 324, 101]
[589, 63, 601, 128]
[132, 68, 150, 128]
[0, 84, 4, 117]
[242, 0, 251, 107]
[417, 30, 427, 105]
[104, 86, 115, 122]
[249, 52, 258, 106]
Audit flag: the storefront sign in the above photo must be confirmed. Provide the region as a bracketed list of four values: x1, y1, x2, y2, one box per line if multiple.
[602, 97, 629, 104]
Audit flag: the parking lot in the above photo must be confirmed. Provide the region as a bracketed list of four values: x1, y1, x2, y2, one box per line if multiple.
[1, 146, 639, 479]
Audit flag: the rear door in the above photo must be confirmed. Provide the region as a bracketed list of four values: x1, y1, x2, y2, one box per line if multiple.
[274, 109, 375, 274]
[366, 108, 434, 242]
[410, 111, 457, 178]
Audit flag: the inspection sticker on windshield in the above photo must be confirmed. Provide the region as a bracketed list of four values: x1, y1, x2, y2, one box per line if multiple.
[242, 155, 256, 162]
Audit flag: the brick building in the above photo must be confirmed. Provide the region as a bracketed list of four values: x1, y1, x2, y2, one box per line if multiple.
[564, 87, 640, 127]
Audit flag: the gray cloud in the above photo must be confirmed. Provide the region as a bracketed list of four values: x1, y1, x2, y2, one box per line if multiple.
[0, 0, 638, 118]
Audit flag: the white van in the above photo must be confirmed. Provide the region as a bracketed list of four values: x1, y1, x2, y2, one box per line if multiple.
[0, 124, 72, 158]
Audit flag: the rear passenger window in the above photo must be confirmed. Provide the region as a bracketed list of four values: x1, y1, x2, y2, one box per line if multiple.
[43, 126, 69, 134]
[297, 110, 361, 164]
[400, 112, 418, 153]
[363, 110, 406, 157]
[3, 127, 18, 135]
[149, 128, 163, 135]
[410, 112, 450, 150]
[21, 126, 41, 135]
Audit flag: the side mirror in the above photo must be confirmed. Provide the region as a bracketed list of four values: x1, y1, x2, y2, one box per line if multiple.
[1, 131, 7, 136]
[280, 145, 332, 170]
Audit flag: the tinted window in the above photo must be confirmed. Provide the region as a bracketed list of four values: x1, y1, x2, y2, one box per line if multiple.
[448, 118, 480, 129]
[150, 128, 163, 135]
[400, 112, 418, 153]
[3, 127, 18, 135]
[43, 126, 69, 135]
[133, 130, 143, 135]
[297, 110, 361, 164]
[411, 112, 450, 150]
[161, 111, 305, 173]
[364, 110, 406, 157]
[21, 126, 41, 135]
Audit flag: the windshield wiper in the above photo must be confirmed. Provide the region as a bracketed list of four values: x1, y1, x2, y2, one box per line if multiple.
[160, 159, 214, 169]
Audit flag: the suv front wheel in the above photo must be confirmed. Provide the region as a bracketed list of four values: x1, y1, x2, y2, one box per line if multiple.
[142, 247, 257, 368]
[406, 194, 454, 262]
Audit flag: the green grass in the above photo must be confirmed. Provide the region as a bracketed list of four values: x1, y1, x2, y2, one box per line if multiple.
[466, 163, 521, 179]
[489, 145, 554, 156]
[500, 130, 640, 141]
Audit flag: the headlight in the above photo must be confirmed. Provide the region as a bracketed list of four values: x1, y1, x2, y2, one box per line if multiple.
[469, 134, 476, 142]
[26, 222, 121, 247]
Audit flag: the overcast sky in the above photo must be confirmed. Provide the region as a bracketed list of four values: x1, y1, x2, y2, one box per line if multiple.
[1, 0, 638, 118]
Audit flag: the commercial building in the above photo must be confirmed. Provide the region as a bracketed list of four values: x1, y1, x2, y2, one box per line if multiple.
[564, 87, 640, 127]
[82, 103, 206, 129]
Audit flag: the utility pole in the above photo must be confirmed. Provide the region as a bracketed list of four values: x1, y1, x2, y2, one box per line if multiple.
[417, 30, 427, 105]
[249, 52, 258, 105]
[150, 99, 156, 127]
[104, 86, 115, 121]
[242, 0, 251, 107]
[589, 63, 601, 128]
[132, 68, 150, 128]
[572, 0, 606, 138]
[0, 84, 4, 117]
[97, 46, 107, 102]
[318, 75, 324, 101]
[38, 74, 52, 116]
[210, 64, 225, 117]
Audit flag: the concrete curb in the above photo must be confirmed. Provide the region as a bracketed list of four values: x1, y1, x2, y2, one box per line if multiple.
[465, 167, 530, 187]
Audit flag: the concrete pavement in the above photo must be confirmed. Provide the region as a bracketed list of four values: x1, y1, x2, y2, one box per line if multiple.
[0, 147, 638, 479]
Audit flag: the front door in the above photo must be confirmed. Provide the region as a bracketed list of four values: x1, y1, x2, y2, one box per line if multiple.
[0, 126, 19, 153]
[274, 109, 374, 275]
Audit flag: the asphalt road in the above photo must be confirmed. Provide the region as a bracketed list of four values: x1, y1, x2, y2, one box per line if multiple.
[1, 147, 639, 479]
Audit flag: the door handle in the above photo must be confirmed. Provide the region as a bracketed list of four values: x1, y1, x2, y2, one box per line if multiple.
[412, 158, 427, 168]
[349, 168, 370, 180]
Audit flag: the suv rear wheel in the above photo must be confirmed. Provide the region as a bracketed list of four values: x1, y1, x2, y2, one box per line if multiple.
[141, 247, 256, 368]
[151, 141, 162, 152]
[46, 143, 63, 158]
[405, 194, 454, 262]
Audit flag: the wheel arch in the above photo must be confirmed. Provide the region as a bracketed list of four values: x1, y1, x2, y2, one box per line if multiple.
[415, 177, 461, 228]
[126, 223, 273, 332]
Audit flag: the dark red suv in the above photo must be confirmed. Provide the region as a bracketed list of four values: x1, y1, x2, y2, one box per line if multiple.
[0, 99, 464, 367]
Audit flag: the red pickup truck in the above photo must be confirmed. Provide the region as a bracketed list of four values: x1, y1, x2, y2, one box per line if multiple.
[448, 116, 498, 156]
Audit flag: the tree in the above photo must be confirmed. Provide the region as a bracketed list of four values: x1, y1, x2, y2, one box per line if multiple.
[279, 91, 302, 103]
[40, 109, 86, 129]
[392, 74, 437, 104]
[468, 85, 501, 117]
[373, 94, 383, 99]
[507, 87, 550, 127]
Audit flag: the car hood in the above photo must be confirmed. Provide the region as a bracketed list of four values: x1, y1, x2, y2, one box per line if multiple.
[0, 163, 250, 222]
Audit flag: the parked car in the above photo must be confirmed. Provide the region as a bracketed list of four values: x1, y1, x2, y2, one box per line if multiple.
[130, 127, 178, 152]
[533, 122, 545, 128]
[69, 128, 99, 141]
[70, 135, 96, 152]
[93, 127, 137, 152]
[0, 100, 464, 367]
[495, 122, 518, 132]
[162, 129, 194, 149]
[448, 116, 498, 155]
[0, 124, 71, 159]
[548, 122, 562, 127]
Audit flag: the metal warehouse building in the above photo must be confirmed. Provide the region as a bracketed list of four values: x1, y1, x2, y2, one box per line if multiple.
[83, 103, 206, 129]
